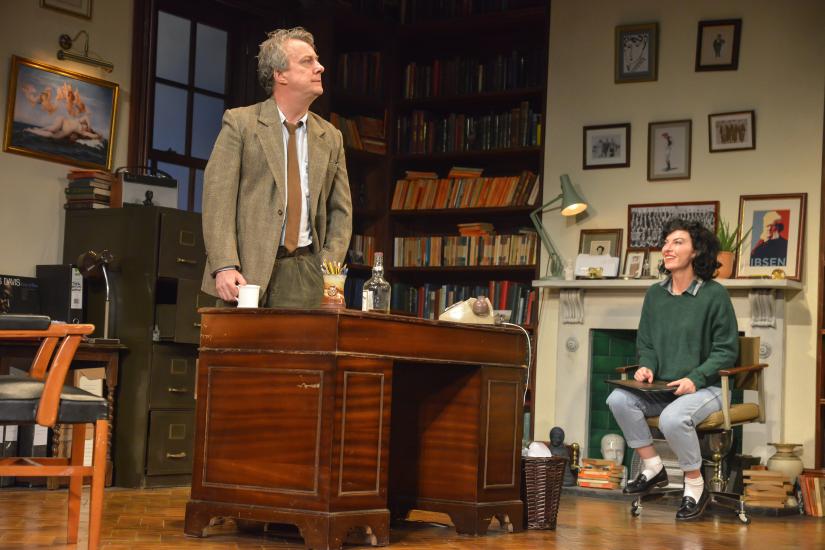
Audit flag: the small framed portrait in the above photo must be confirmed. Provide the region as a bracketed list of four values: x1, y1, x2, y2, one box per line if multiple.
[579, 229, 623, 257]
[708, 110, 755, 152]
[695, 19, 742, 72]
[615, 22, 658, 83]
[624, 250, 646, 278]
[3, 56, 118, 170]
[583, 123, 631, 169]
[648, 119, 691, 181]
[648, 250, 665, 278]
[628, 201, 719, 250]
[41, 0, 92, 18]
[736, 193, 807, 281]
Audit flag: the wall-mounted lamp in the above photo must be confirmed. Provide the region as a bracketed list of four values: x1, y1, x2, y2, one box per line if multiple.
[529, 174, 589, 278]
[57, 30, 113, 72]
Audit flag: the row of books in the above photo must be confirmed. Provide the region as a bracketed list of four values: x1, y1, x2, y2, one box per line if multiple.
[393, 232, 537, 267]
[742, 468, 793, 509]
[577, 458, 624, 490]
[402, 50, 544, 99]
[391, 171, 540, 210]
[396, 102, 541, 154]
[798, 470, 825, 516]
[64, 169, 118, 210]
[335, 51, 383, 96]
[348, 234, 376, 266]
[330, 112, 387, 154]
[390, 280, 536, 323]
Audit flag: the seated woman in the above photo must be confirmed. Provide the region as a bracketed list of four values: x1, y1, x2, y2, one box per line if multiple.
[606, 218, 738, 521]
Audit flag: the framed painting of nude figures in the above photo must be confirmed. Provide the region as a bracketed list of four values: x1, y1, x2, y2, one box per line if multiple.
[3, 56, 118, 170]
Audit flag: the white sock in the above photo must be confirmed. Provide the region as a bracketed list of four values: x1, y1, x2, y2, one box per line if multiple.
[684, 475, 704, 501]
[641, 456, 663, 480]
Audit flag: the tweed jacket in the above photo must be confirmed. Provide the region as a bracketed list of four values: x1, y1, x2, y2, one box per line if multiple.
[201, 98, 352, 296]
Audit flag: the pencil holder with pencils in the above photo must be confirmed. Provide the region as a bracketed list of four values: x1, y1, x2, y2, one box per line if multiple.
[321, 260, 347, 309]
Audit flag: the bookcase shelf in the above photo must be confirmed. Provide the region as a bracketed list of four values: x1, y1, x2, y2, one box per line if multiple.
[394, 147, 542, 163]
[391, 206, 535, 217]
[398, 5, 546, 35]
[397, 87, 545, 110]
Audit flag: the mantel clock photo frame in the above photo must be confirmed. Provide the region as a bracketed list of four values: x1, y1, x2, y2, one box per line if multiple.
[736, 193, 806, 281]
[3, 56, 118, 170]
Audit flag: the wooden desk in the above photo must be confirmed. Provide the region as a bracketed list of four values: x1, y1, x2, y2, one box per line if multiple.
[0, 340, 125, 486]
[185, 309, 528, 549]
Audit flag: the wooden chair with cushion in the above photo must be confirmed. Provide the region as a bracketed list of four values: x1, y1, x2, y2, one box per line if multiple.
[0, 315, 107, 549]
[614, 336, 766, 524]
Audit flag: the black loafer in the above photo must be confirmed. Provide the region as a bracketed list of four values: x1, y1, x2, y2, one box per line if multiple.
[676, 487, 711, 521]
[623, 467, 669, 494]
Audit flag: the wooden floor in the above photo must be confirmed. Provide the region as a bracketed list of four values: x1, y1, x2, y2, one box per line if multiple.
[0, 486, 822, 549]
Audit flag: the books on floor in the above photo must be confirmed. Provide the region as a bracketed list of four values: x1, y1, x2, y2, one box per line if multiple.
[577, 458, 623, 490]
[742, 467, 793, 509]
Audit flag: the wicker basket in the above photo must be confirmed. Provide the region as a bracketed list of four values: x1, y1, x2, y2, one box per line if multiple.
[522, 456, 567, 530]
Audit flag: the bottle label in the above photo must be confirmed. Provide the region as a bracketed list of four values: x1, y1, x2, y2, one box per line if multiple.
[362, 289, 373, 311]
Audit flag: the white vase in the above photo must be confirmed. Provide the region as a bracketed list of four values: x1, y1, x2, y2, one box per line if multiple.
[766, 442, 804, 484]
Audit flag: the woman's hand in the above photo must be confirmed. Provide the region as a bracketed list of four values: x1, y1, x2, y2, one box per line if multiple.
[667, 377, 696, 396]
[634, 367, 654, 383]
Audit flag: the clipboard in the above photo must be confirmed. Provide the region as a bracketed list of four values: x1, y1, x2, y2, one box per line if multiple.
[605, 379, 676, 394]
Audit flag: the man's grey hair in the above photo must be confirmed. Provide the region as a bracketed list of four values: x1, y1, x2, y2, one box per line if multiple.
[258, 27, 316, 95]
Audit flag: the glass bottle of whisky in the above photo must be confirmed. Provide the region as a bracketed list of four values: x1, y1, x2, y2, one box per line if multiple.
[362, 252, 391, 313]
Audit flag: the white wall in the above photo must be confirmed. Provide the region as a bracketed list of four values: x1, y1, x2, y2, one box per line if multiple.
[536, 0, 824, 465]
[0, 0, 132, 276]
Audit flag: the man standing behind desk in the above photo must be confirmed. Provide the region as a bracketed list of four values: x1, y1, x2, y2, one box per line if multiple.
[201, 27, 352, 308]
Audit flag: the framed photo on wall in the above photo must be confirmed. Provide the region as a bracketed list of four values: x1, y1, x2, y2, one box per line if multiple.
[579, 229, 623, 257]
[582, 123, 631, 169]
[695, 19, 742, 72]
[648, 119, 692, 181]
[624, 251, 646, 278]
[3, 56, 118, 170]
[736, 193, 807, 281]
[627, 201, 719, 250]
[41, 0, 92, 19]
[708, 110, 755, 152]
[615, 22, 658, 83]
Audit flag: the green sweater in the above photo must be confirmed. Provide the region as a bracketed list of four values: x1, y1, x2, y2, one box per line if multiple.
[636, 279, 738, 389]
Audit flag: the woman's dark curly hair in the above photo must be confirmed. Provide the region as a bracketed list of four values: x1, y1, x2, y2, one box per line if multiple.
[659, 218, 720, 281]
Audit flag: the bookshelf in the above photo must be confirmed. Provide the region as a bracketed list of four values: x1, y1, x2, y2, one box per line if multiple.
[314, 1, 550, 439]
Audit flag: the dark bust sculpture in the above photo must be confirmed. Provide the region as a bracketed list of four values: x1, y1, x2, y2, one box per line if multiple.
[549, 426, 577, 486]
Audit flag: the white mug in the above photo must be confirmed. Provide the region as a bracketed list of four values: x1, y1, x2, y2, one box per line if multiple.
[236, 284, 260, 308]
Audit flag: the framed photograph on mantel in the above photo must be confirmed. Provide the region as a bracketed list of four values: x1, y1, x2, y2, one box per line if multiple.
[579, 228, 623, 257]
[708, 110, 755, 152]
[628, 201, 719, 250]
[583, 123, 630, 169]
[3, 56, 118, 170]
[695, 19, 742, 72]
[736, 193, 807, 281]
[648, 119, 692, 181]
[615, 22, 659, 83]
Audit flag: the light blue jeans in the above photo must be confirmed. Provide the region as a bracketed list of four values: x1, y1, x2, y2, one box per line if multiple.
[606, 386, 724, 472]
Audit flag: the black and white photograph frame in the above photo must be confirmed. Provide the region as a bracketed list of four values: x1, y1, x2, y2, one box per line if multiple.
[627, 201, 719, 250]
[708, 110, 755, 152]
[648, 119, 692, 181]
[695, 19, 742, 72]
[615, 23, 658, 83]
[624, 250, 646, 278]
[579, 228, 623, 257]
[583, 123, 631, 169]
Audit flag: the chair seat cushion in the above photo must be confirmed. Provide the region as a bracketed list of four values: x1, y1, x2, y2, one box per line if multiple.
[646, 403, 761, 431]
[0, 314, 51, 330]
[0, 375, 107, 424]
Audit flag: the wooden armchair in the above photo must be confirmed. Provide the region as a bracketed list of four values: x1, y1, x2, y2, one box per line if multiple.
[0, 315, 107, 549]
[614, 336, 767, 524]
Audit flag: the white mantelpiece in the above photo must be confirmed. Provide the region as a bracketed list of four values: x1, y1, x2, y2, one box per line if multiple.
[533, 278, 802, 464]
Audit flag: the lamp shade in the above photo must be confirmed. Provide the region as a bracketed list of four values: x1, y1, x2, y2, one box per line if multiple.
[559, 174, 587, 216]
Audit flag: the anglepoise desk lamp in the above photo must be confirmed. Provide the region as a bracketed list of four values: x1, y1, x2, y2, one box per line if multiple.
[77, 249, 119, 343]
[529, 174, 588, 278]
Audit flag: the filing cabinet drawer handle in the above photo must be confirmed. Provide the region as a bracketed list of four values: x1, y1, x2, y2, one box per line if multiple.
[166, 452, 187, 459]
[193, 322, 202, 328]
[176, 257, 197, 265]
[168, 387, 190, 394]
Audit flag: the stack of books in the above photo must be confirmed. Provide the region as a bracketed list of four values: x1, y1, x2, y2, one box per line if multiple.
[798, 469, 825, 516]
[576, 458, 623, 490]
[64, 169, 117, 209]
[457, 222, 494, 236]
[742, 467, 792, 508]
[330, 112, 387, 154]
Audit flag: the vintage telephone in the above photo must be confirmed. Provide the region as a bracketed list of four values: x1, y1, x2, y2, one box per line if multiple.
[438, 296, 496, 325]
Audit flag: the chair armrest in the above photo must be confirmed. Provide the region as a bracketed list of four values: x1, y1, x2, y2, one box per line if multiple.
[718, 363, 768, 376]
[615, 365, 640, 374]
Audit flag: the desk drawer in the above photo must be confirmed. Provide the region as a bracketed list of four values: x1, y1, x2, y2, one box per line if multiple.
[147, 410, 194, 475]
[158, 210, 205, 279]
[149, 344, 197, 409]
